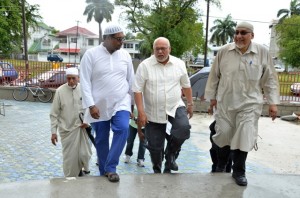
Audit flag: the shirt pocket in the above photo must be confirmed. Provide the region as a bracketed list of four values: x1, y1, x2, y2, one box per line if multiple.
[240, 63, 262, 81]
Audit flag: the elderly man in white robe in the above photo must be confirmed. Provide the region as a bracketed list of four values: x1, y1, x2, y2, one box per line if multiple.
[50, 67, 92, 177]
[205, 22, 280, 186]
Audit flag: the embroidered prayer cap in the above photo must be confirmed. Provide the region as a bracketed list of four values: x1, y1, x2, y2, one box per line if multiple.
[103, 23, 123, 35]
[236, 22, 254, 32]
[66, 67, 79, 76]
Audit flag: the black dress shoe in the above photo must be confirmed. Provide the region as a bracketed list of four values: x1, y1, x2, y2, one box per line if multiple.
[215, 167, 226, 172]
[163, 168, 171, 174]
[232, 173, 248, 186]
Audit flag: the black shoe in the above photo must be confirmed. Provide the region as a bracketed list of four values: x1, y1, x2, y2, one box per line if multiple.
[232, 173, 248, 186]
[215, 167, 226, 172]
[78, 170, 84, 177]
[163, 168, 171, 174]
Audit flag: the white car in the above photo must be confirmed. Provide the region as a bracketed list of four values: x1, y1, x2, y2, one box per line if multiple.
[291, 83, 300, 95]
[274, 64, 284, 72]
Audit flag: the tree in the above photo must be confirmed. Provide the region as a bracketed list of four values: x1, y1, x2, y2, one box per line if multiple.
[209, 14, 236, 46]
[0, 0, 41, 56]
[276, 15, 300, 68]
[115, 0, 205, 58]
[277, 0, 300, 23]
[83, 0, 114, 44]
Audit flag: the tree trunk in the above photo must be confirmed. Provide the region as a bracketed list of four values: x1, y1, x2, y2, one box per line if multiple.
[98, 22, 103, 45]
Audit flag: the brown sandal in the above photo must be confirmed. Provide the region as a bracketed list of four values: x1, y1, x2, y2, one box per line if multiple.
[106, 172, 120, 182]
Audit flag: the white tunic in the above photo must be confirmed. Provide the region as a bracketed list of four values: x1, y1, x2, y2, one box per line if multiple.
[205, 42, 280, 152]
[80, 44, 134, 123]
[50, 83, 92, 177]
[132, 55, 191, 123]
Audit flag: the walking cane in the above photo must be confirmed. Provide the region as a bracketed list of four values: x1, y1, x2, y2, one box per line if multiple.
[79, 112, 95, 146]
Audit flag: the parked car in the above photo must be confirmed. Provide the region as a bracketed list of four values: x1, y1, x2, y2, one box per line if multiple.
[274, 64, 284, 72]
[291, 83, 300, 95]
[30, 69, 66, 88]
[0, 61, 19, 83]
[47, 54, 63, 62]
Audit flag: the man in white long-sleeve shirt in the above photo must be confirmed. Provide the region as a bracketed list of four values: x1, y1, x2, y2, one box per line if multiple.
[80, 24, 134, 182]
[50, 67, 92, 177]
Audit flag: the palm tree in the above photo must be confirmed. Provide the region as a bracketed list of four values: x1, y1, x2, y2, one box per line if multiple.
[83, 0, 114, 44]
[277, 0, 300, 23]
[209, 14, 237, 46]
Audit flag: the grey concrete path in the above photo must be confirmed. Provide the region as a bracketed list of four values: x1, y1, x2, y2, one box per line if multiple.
[1, 173, 300, 198]
[0, 100, 300, 197]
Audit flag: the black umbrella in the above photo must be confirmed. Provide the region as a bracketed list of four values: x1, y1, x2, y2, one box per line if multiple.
[189, 66, 211, 99]
[79, 113, 95, 146]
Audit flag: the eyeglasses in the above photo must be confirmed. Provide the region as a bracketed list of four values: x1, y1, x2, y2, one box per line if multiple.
[67, 77, 77, 80]
[235, 31, 251, 36]
[111, 36, 125, 42]
[154, 47, 169, 52]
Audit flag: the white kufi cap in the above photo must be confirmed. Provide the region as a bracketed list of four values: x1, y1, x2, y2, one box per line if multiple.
[66, 67, 78, 76]
[236, 21, 254, 32]
[103, 23, 123, 35]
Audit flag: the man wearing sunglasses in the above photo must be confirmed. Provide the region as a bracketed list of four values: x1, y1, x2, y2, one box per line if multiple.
[205, 22, 280, 186]
[80, 24, 134, 183]
[50, 67, 92, 177]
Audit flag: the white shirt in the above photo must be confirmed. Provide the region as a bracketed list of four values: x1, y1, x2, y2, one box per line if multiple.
[133, 55, 191, 123]
[80, 44, 134, 123]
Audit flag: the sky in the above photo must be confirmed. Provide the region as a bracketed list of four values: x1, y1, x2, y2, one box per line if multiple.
[26, 0, 291, 46]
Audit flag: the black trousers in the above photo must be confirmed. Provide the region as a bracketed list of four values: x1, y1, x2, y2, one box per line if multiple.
[145, 106, 191, 172]
[209, 120, 232, 172]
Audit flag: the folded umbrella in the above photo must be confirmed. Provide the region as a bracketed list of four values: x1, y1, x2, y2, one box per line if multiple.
[79, 112, 95, 146]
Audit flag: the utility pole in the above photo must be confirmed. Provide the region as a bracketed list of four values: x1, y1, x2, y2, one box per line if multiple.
[74, 20, 80, 64]
[203, 0, 210, 67]
[21, 0, 29, 80]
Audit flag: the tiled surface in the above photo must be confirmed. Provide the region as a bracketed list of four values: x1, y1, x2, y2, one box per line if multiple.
[0, 100, 273, 183]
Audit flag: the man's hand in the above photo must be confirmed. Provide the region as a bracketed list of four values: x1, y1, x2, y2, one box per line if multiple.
[80, 123, 89, 128]
[208, 99, 217, 115]
[90, 106, 100, 119]
[137, 111, 148, 127]
[187, 105, 194, 119]
[51, 134, 58, 146]
[269, 104, 278, 121]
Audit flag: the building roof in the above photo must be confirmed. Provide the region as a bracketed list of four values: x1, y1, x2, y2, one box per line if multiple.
[56, 26, 97, 37]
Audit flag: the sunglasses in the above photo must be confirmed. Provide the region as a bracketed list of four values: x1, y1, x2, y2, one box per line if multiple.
[67, 77, 77, 80]
[235, 31, 251, 35]
[111, 36, 125, 42]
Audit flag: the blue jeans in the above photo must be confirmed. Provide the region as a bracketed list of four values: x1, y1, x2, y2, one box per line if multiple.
[125, 125, 146, 161]
[91, 110, 130, 175]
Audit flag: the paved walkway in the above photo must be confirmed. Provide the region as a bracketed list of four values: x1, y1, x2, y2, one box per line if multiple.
[0, 100, 275, 184]
[0, 100, 299, 198]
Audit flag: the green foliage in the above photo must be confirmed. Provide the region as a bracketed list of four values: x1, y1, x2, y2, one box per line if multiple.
[115, 0, 205, 57]
[276, 16, 300, 68]
[0, 0, 41, 57]
[209, 14, 236, 46]
[277, 0, 300, 23]
[83, 0, 114, 44]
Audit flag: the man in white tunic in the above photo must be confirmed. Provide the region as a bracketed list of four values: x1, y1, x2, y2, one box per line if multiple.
[80, 24, 134, 182]
[205, 22, 280, 186]
[133, 37, 194, 174]
[50, 68, 92, 177]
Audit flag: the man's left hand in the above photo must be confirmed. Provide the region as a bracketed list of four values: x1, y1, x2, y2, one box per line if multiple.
[269, 104, 278, 121]
[187, 105, 193, 119]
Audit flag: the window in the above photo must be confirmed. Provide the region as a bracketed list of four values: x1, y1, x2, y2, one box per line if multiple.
[71, 38, 77, 43]
[88, 39, 94, 46]
[123, 43, 133, 49]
